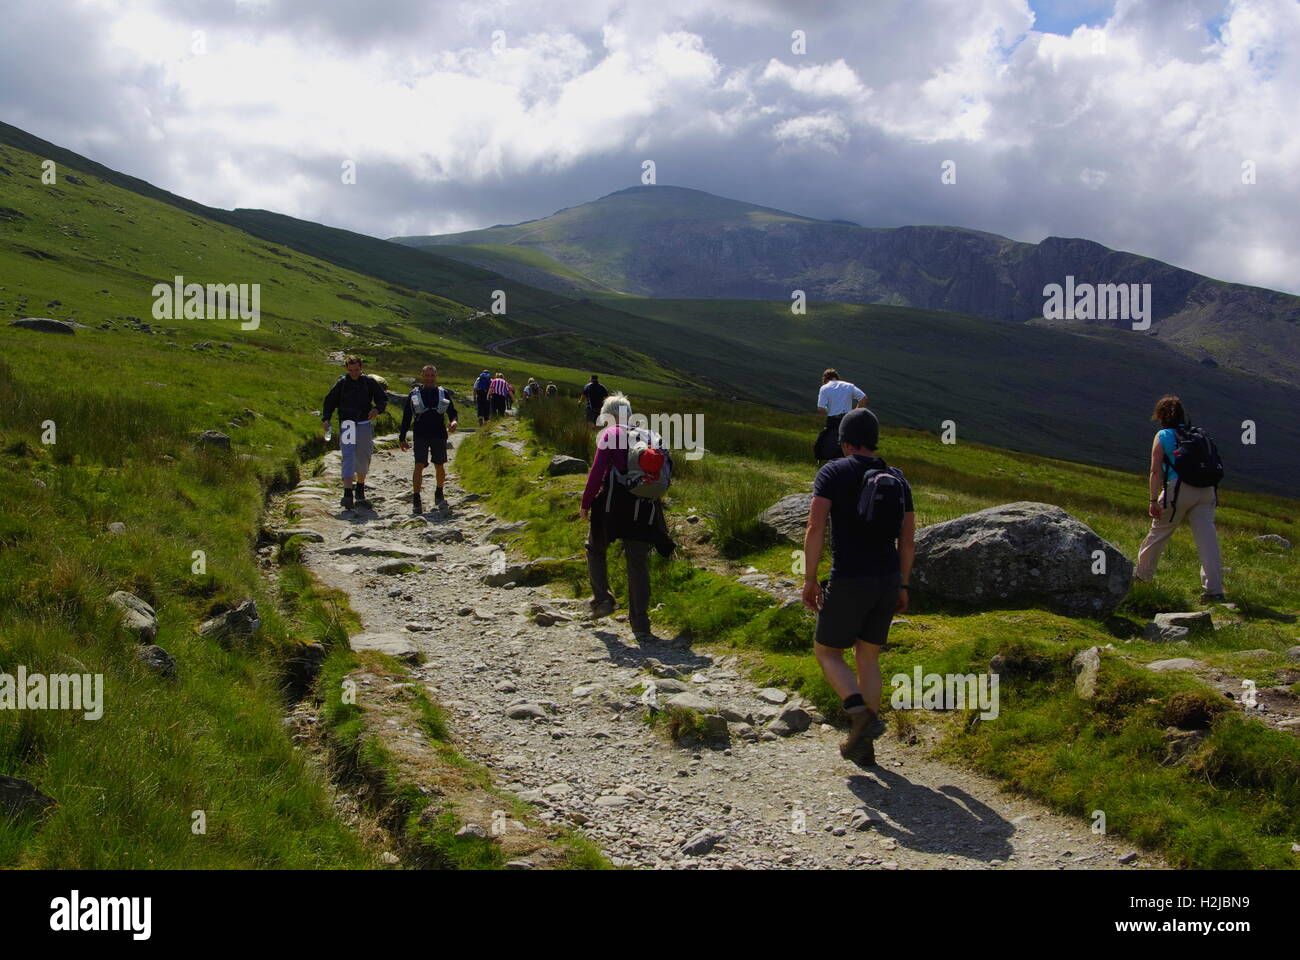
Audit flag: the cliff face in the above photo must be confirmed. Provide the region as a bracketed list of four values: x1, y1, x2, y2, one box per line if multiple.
[399, 186, 1300, 386]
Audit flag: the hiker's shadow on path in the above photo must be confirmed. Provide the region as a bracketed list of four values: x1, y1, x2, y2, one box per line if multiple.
[847, 771, 1014, 862]
[588, 630, 713, 672]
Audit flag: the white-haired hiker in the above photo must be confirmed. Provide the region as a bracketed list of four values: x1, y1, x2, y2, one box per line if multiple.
[579, 393, 675, 641]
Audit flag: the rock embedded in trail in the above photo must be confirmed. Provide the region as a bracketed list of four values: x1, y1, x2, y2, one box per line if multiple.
[912, 502, 1132, 617]
[330, 540, 424, 559]
[666, 692, 716, 713]
[681, 830, 726, 856]
[108, 590, 158, 642]
[350, 632, 420, 663]
[547, 455, 589, 476]
[1146, 658, 1204, 673]
[505, 702, 548, 720]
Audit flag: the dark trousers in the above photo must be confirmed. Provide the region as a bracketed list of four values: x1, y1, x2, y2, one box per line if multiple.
[586, 518, 652, 632]
[490, 394, 507, 417]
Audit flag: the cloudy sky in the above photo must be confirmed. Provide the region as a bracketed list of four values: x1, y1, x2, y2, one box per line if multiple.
[3, 0, 1297, 292]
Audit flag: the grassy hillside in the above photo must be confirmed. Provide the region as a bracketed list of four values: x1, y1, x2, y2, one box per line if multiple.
[487, 293, 1300, 498]
[454, 395, 1300, 869]
[0, 132, 689, 867]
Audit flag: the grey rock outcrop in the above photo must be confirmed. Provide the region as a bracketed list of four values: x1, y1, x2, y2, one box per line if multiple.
[108, 591, 158, 642]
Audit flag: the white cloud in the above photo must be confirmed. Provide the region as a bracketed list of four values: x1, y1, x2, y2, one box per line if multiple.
[1, 0, 1297, 293]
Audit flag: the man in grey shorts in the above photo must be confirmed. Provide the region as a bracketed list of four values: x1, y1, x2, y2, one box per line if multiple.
[322, 355, 387, 511]
[802, 408, 915, 765]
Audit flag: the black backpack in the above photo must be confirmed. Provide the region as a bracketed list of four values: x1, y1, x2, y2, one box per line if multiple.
[857, 461, 907, 541]
[1163, 425, 1224, 519]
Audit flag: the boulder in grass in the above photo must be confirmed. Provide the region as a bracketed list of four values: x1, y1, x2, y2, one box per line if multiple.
[912, 502, 1132, 618]
[1071, 646, 1102, 699]
[136, 644, 177, 679]
[1253, 534, 1292, 550]
[195, 430, 231, 450]
[10, 317, 75, 334]
[1143, 611, 1213, 641]
[0, 775, 56, 820]
[757, 493, 814, 545]
[108, 590, 158, 642]
[547, 455, 588, 476]
[199, 598, 261, 639]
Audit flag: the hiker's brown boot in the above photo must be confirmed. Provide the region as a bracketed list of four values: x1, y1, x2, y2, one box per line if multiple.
[840, 708, 874, 762]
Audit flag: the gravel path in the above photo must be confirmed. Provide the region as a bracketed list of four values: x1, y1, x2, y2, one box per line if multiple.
[285, 429, 1164, 870]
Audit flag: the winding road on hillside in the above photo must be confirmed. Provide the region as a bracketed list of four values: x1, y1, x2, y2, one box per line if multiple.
[283, 427, 1165, 871]
[484, 330, 575, 359]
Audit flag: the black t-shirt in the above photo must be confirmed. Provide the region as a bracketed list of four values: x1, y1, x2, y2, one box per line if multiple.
[812, 455, 913, 578]
[582, 381, 609, 410]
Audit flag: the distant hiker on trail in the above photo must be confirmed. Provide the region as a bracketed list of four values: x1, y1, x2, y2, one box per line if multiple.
[545, 381, 558, 398]
[580, 392, 675, 642]
[1135, 395, 1225, 602]
[802, 408, 914, 766]
[399, 364, 458, 514]
[322, 355, 387, 511]
[814, 368, 867, 462]
[488, 371, 514, 419]
[473, 369, 492, 425]
[522, 377, 540, 401]
[581, 374, 609, 429]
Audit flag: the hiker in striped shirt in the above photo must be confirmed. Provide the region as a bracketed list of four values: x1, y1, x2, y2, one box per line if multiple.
[488, 372, 514, 419]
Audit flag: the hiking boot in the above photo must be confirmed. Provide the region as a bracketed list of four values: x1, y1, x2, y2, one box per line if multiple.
[341, 488, 354, 511]
[589, 596, 616, 618]
[354, 484, 371, 509]
[412, 493, 423, 515]
[435, 488, 447, 504]
[840, 708, 883, 763]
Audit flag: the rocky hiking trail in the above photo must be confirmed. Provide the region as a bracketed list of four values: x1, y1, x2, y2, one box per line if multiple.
[273, 427, 1164, 870]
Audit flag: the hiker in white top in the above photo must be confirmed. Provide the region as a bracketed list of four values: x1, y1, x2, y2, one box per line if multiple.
[817, 368, 867, 417]
[814, 368, 868, 461]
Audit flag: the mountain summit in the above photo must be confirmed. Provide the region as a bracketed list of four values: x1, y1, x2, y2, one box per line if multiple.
[394, 185, 1300, 386]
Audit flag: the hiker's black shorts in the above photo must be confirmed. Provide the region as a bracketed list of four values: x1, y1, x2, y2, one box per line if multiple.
[490, 394, 507, 417]
[413, 437, 446, 467]
[814, 574, 901, 649]
[475, 392, 490, 420]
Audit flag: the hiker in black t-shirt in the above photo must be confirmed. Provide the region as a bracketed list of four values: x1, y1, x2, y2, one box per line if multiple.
[581, 375, 609, 429]
[802, 408, 915, 766]
[398, 365, 458, 514]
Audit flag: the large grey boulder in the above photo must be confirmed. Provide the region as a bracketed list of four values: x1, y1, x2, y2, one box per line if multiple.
[1253, 534, 1292, 550]
[547, 455, 589, 476]
[912, 502, 1132, 617]
[10, 317, 75, 334]
[108, 590, 158, 642]
[756, 493, 813, 544]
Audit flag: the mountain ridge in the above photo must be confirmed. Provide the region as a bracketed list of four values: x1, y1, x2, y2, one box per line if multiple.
[395, 184, 1300, 387]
